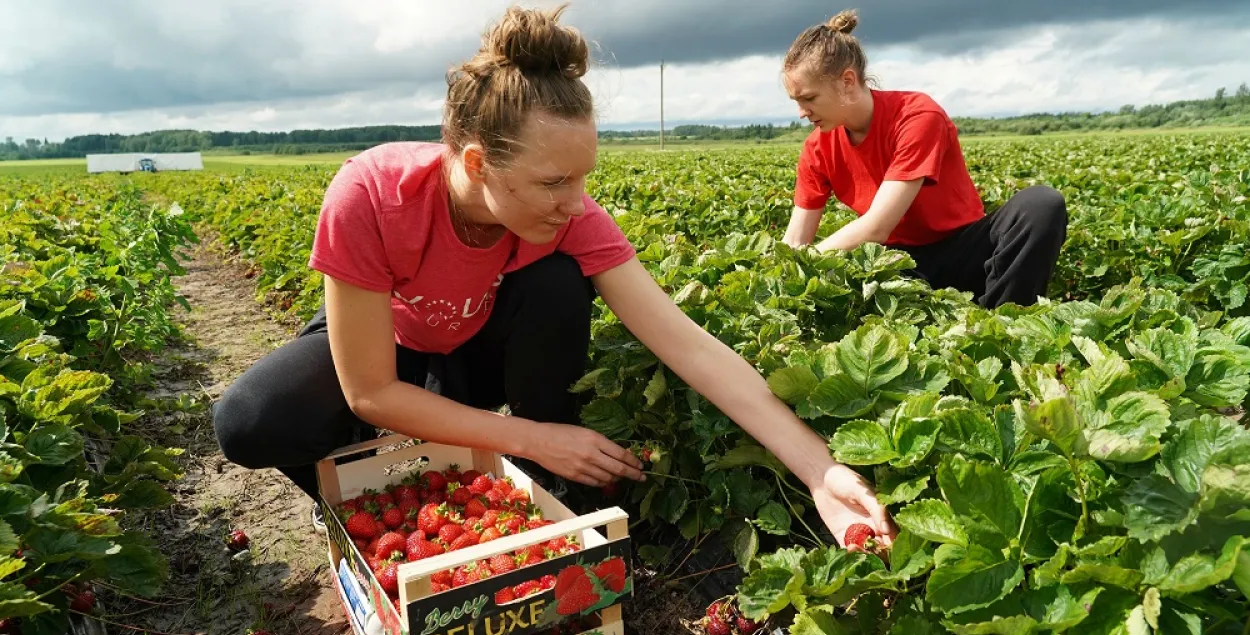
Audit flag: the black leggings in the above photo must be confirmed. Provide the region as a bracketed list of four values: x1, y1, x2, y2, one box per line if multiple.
[900, 185, 1068, 308]
[211, 253, 594, 500]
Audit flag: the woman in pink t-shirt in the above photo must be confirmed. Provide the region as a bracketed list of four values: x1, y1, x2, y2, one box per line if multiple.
[212, 5, 894, 548]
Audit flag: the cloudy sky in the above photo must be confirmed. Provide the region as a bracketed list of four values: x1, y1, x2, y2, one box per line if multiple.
[3, 0, 1249, 142]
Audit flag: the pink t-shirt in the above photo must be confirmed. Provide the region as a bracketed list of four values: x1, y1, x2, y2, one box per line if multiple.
[308, 142, 636, 354]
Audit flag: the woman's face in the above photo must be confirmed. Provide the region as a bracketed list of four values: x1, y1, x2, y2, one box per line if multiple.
[784, 67, 856, 133]
[479, 114, 598, 245]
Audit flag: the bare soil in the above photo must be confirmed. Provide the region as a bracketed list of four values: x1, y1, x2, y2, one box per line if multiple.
[107, 241, 349, 635]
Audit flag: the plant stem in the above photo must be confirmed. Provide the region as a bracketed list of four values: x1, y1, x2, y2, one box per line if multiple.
[1068, 456, 1090, 542]
[642, 470, 702, 486]
[778, 475, 826, 547]
[70, 610, 193, 635]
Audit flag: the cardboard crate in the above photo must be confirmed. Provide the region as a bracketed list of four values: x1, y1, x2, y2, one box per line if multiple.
[317, 434, 632, 635]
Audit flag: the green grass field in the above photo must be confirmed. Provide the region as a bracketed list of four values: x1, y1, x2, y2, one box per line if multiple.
[2, 125, 1247, 176]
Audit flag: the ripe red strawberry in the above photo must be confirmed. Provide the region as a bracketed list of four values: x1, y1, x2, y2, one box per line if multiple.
[376, 561, 400, 595]
[449, 533, 479, 551]
[420, 471, 447, 494]
[467, 474, 493, 494]
[407, 530, 426, 551]
[465, 497, 489, 519]
[417, 504, 447, 536]
[422, 490, 447, 506]
[432, 569, 453, 586]
[505, 489, 531, 508]
[375, 519, 388, 536]
[480, 510, 500, 528]
[407, 539, 444, 562]
[346, 511, 379, 540]
[600, 481, 622, 499]
[495, 586, 517, 604]
[514, 580, 543, 598]
[438, 524, 463, 544]
[375, 491, 395, 508]
[354, 538, 369, 552]
[366, 537, 381, 557]
[526, 518, 553, 531]
[480, 527, 503, 543]
[705, 616, 731, 635]
[460, 469, 484, 486]
[339, 500, 360, 513]
[523, 543, 547, 562]
[736, 616, 762, 634]
[69, 589, 95, 613]
[493, 477, 514, 496]
[442, 465, 463, 485]
[375, 532, 407, 560]
[382, 507, 404, 529]
[540, 574, 557, 590]
[393, 483, 421, 505]
[844, 523, 877, 551]
[484, 489, 505, 509]
[592, 557, 627, 593]
[431, 581, 450, 593]
[449, 484, 474, 507]
[706, 600, 727, 619]
[547, 537, 569, 553]
[489, 553, 518, 574]
[227, 529, 249, 551]
[500, 514, 523, 535]
[354, 491, 377, 507]
[451, 563, 480, 588]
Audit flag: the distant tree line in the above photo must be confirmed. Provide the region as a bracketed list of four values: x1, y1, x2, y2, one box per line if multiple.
[3, 84, 1249, 160]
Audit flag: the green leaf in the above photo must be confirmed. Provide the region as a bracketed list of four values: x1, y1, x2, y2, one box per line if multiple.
[808, 373, 875, 418]
[877, 473, 930, 506]
[0, 580, 52, 617]
[1141, 587, 1160, 630]
[1073, 345, 1136, 404]
[712, 444, 787, 476]
[937, 408, 1003, 463]
[729, 520, 759, 570]
[580, 398, 632, 440]
[1026, 584, 1102, 630]
[800, 548, 865, 596]
[0, 314, 41, 353]
[937, 455, 1024, 540]
[1068, 587, 1139, 635]
[725, 471, 772, 517]
[1234, 549, 1250, 599]
[0, 519, 16, 554]
[1122, 474, 1197, 541]
[643, 366, 668, 407]
[1085, 392, 1169, 462]
[926, 544, 1025, 615]
[114, 480, 174, 509]
[25, 525, 121, 562]
[790, 605, 847, 635]
[895, 499, 967, 547]
[737, 567, 797, 620]
[1163, 415, 1249, 495]
[1184, 348, 1250, 407]
[1199, 448, 1250, 516]
[891, 417, 941, 468]
[835, 324, 909, 392]
[19, 369, 112, 420]
[0, 556, 23, 579]
[1020, 395, 1086, 458]
[1158, 536, 1246, 596]
[1156, 601, 1201, 635]
[1126, 326, 1196, 382]
[637, 545, 670, 567]
[1060, 562, 1144, 589]
[768, 366, 820, 404]
[90, 538, 168, 597]
[753, 501, 791, 536]
[22, 424, 84, 466]
[945, 616, 1037, 635]
[652, 480, 689, 524]
[829, 420, 898, 465]
[570, 368, 607, 393]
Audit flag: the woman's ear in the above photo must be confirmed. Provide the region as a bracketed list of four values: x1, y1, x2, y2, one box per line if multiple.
[462, 144, 487, 184]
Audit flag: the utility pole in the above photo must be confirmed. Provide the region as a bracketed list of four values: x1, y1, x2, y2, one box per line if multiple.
[659, 60, 665, 150]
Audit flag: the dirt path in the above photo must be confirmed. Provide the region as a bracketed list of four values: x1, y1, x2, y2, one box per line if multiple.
[110, 240, 350, 635]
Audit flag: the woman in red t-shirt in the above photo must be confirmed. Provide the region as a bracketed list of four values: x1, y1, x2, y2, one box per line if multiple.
[212, 5, 894, 548]
[780, 10, 1068, 308]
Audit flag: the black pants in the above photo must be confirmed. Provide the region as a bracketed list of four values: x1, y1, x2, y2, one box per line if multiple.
[900, 185, 1068, 308]
[211, 253, 594, 500]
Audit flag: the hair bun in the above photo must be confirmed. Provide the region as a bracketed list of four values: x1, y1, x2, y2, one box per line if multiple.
[483, 5, 589, 79]
[826, 9, 858, 35]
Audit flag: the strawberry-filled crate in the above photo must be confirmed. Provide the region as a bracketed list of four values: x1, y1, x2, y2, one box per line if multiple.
[315, 434, 633, 635]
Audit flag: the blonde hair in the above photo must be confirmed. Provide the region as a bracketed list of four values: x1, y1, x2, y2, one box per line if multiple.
[442, 4, 593, 167]
[784, 9, 869, 84]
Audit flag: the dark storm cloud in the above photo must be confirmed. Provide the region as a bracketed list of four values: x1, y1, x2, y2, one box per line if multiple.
[2, 0, 1247, 117]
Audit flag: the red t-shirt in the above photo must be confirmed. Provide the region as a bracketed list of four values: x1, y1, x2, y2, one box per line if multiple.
[308, 142, 636, 354]
[794, 90, 984, 247]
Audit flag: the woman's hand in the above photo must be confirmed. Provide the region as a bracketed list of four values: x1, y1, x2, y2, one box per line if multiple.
[524, 422, 646, 487]
[811, 463, 897, 551]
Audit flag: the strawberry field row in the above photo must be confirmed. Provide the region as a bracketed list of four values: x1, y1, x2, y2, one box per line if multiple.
[0, 177, 197, 632]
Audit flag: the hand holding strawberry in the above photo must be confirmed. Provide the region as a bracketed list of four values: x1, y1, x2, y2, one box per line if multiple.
[811, 463, 896, 551]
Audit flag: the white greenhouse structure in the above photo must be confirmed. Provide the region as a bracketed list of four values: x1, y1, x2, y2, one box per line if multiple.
[86, 152, 204, 174]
